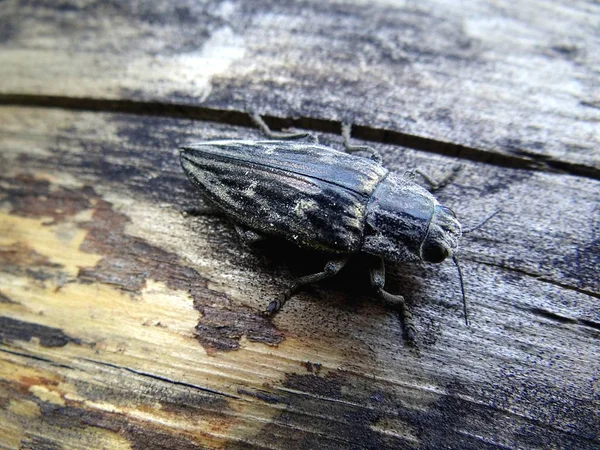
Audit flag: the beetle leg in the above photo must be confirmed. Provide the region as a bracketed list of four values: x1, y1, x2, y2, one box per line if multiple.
[341, 123, 382, 163]
[234, 224, 267, 245]
[264, 257, 349, 316]
[250, 113, 317, 142]
[182, 205, 224, 217]
[406, 165, 463, 192]
[370, 257, 416, 344]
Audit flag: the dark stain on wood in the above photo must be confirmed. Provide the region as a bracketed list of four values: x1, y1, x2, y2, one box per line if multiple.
[0, 241, 65, 287]
[2, 171, 284, 353]
[3, 174, 93, 223]
[3, 360, 235, 450]
[237, 387, 288, 405]
[19, 436, 63, 450]
[474, 376, 600, 449]
[302, 361, 322, 374]
[0, 317, 80, 347]
[0, 16, 16, 44]
[78, 199, 170, 293]
[0, 291, 18, 304]
[559, 236, 600, 296]
[283, 371, 343, 398]
[410, 380, 505, 450]
[550, 44, 580, 59]
[194, 304, 284, 353]
[248, 367, 600, 450]
[0, 242, 61, 270]
[253, 370, 397, 450]
[37, 401, 209, 450]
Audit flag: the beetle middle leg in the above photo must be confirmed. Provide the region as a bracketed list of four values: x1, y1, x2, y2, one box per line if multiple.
[405, 165, 463, 192]
[264, 257, 349, 316]
[370, 257, 416, 344]
[341, 123, 382, 163]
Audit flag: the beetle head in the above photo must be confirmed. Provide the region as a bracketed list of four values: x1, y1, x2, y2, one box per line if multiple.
[420, 205, 462, 263]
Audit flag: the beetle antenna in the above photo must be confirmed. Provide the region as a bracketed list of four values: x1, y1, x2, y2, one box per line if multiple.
[452, 255, 468, 326]
[463, 209, 501, 235]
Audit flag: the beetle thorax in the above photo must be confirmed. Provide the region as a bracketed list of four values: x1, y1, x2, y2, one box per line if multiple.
[361, 173, 437, 262]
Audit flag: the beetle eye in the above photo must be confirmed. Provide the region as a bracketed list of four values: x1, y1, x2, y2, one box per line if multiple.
[421, 241, 449, 263]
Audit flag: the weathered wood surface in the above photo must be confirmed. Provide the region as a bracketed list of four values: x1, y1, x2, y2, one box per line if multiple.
[1, 1, 600, 449]
[1, 107, 599, 449]
[1, 0, 599, 175]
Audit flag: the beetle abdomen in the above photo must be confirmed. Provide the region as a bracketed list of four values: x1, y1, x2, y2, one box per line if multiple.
[180, 140, 388, 253]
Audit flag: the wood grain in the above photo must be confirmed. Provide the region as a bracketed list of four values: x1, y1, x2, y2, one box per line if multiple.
[1, 0, 599, 448]
[1, 106, 598, 449]
[1, 0, 599, 175]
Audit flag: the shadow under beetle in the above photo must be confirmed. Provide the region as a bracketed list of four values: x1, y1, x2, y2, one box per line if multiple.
[180, 114, 476, 344]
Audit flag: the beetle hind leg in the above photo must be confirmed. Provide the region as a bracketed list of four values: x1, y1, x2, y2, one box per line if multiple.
[182, 205, 225, 217]
[234, 225, 267, 246]
[264, 257, 348, 317]
[341, 123, 382, 163]
[250, 113, 317, 142]
[370, 257, 416, 345]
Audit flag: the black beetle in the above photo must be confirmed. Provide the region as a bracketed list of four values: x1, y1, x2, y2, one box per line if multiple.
[180, 116, 467, 342]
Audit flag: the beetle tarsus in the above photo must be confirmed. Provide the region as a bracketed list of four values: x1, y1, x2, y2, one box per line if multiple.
[264, 298, 283, 316]
[263, 286, 293, 316]
[250, 112, 314, 141]
[341, 123, 383, 163]
[263, 257, 348, 316]
[376, 288, 417, 345]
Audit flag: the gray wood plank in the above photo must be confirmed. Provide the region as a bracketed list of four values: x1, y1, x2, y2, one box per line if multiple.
[1, 0, 599, 175]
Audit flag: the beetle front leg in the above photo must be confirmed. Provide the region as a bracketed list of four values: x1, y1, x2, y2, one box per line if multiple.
[264, 257, 349, 316]
[370, 257, 416, 345]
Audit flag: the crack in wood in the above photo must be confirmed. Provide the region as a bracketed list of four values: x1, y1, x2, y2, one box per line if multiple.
[526, 309, 600, 333]
[471, 258, 600, 301]
[2, 93, 599, 181]
[80, 358, 241, 399]
[0, 347, 75, 370]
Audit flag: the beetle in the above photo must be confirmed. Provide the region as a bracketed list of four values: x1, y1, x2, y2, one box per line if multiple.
[179, 115, 469, 343]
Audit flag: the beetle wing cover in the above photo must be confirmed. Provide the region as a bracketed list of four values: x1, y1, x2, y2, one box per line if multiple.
[180, 140, 388, 253]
